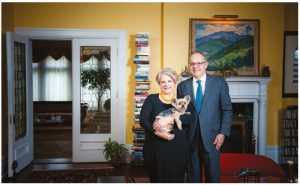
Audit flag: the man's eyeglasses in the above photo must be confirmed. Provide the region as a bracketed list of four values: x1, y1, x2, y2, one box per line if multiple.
[188, 61, 207, 67]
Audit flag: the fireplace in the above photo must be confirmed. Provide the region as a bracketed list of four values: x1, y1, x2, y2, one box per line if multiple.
[222, 103, 255, 154]
[225, 77, 271, 156]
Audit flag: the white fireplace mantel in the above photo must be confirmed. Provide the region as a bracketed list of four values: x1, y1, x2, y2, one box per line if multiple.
[225, 77, 271, 156]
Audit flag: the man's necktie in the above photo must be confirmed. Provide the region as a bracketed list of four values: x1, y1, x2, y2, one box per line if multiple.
[195, 80, 203, 113]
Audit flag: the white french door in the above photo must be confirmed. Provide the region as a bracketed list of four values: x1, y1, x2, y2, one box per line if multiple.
[72, 38, 119, 162]
[6, 32, 33, 177]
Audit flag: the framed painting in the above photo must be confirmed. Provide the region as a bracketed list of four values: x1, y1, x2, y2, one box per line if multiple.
[189, 19, 260, 76]
[282, 31, 298, 97]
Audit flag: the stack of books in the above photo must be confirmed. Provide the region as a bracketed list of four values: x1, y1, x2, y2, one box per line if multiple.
[131, 32, 150, 167]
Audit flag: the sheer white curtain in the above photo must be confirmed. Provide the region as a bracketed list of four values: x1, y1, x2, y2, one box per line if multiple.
[33, 55, 72, 101]
[32, 63, 40, 101]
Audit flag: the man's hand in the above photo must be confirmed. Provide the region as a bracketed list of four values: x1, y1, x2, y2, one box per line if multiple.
[214, 134, 225, 151]
[154, 130, 174, 141]
[153, 116, 174, 131]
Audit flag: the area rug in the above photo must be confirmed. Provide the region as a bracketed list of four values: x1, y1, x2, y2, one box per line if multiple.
[27, 169, 114, 183]
[27, 169, 150, 183]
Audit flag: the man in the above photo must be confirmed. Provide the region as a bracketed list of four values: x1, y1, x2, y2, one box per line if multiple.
[177, 51, 232, 182]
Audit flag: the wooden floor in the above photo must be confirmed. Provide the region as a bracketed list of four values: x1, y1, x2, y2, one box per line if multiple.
[34, 122, 72, 159]
[3, 158, 148, 183]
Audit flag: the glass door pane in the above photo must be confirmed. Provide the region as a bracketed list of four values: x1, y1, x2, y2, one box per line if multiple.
[80, 46, 111, 134]
[14, 41, 27, 141]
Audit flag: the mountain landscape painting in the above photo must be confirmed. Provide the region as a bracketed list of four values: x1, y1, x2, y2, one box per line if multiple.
[190, 19, 259, 76]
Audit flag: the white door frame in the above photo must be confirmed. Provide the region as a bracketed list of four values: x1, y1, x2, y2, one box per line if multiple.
[15, 28, 127, 161]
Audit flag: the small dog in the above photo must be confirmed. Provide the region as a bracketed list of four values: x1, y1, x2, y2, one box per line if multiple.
[154, 95, 191, 131]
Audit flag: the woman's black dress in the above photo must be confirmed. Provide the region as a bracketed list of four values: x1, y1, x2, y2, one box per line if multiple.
[140, 94, 189, 183]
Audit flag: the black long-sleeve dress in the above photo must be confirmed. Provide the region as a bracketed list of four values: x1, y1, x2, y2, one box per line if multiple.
[140, 94, 190, 183]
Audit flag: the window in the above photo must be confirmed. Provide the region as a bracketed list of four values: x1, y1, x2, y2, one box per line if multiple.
[33, 55, 72, 101]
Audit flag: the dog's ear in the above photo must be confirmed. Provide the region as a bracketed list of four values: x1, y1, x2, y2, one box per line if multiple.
[171, 98, 177, 106]
[185, 95, 191, 103]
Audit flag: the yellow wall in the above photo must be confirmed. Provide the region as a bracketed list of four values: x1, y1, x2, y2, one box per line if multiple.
[2, 3, 298, 148]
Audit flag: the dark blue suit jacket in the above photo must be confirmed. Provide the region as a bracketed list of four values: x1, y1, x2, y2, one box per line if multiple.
[177, 74, 232, 152]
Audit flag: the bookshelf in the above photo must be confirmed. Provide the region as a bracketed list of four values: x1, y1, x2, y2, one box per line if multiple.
[131, 32, 150, 166]
[282, 105, 298, 164]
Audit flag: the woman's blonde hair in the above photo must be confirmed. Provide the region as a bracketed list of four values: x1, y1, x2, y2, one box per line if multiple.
[156, 68, 179, 84]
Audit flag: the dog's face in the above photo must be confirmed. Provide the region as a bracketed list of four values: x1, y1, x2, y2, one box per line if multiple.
[171, 95, 191, 113]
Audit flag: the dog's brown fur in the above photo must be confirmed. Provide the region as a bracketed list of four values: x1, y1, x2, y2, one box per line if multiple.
[154, 95, 191, 131]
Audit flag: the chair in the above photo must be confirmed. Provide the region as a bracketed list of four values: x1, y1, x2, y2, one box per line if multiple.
[220, 153, 285, 183]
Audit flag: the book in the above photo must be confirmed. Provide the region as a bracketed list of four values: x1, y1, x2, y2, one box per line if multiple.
[133, 142, 144, 147]
[137, 64, 150, 69]
[136, 32, 149, 38]
[132, 146, 143, 151]
[134, 55, 149, 62]
[135, 71, 149, 77]
[136, 46, 150, 56]
[132, 151, 143, 158]
[133, 123, 143, 129]
[134, 60, 150, 64]
[136, 80, 151, 84]
[135, 90, 149, 95]
[135, 76, 149, 81]
[136, 84, 150, 90]
[135, 132, 145, 139]
[135, 102, 144, 108]
[132, 127, 145, 132]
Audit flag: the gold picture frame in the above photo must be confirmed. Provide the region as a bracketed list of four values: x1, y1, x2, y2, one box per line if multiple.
[189, 19, 260, 76]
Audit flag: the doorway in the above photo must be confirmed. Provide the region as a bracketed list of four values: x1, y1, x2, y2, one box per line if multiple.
[8, 28, 127, 175]
[32, 40, 73, 159]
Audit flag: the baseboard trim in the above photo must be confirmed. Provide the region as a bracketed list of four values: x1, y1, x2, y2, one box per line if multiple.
[266, 146, 284, 164]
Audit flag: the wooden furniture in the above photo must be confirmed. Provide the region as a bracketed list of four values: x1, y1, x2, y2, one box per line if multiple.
[282, 106, 298, 165]
[37, 117, 66, 135]
[232, 119, 247, 153]
[33, 101, 72, 123]
[222, 119, 249, 153]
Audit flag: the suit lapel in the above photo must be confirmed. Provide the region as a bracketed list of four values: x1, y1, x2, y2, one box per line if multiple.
[185, 77, 196, 110]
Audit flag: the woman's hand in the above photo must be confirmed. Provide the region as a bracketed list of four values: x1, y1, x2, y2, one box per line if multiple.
[154, 130, 174, 141]
[153, 116, 174, 131]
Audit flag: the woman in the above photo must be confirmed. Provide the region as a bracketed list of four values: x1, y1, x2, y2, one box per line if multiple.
[140, 68, 190, 183]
